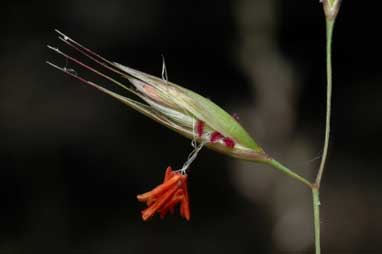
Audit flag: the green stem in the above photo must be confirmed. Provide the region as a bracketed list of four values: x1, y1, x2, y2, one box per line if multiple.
[313, 4, 339, 252]
[315, 19, 335, 187]
[265, 159, 312, 188]
[312, 187, 321, 254]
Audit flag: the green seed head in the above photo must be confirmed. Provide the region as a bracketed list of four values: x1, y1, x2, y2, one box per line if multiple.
[47, 31, 268, 162]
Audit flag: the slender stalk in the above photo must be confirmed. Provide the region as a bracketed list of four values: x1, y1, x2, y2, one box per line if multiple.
[315, 19, 335, 187]
[311, 19, 335, 254]
[266, 159, 312, 188]
[312, 1, 341, 252]
[312, 187, 321, 254]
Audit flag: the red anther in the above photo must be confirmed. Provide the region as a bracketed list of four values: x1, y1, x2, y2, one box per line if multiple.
[196, 120, 205, 137]
[210, 131, 224, 143]
[137, 166, 190, 221]
[222, 137, 235, 148]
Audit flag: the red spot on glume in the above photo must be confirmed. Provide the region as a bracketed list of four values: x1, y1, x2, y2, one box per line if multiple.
[210, 131, 224, 143]
[223, 137, 235, 148]
[196, 120, 205, 137]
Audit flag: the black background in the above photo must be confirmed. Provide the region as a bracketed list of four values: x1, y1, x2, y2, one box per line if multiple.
[1, 0, 381, 253]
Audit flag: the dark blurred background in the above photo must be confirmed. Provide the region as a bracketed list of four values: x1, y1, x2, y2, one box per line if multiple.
[1, 0, 381, 253]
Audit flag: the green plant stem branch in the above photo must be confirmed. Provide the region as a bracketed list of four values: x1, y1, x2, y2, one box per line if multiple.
[312, 187, 321, 254]
[312, 3, 339, 252]
[315, 19, 334, 187]
[266, 7, 338, 254]
[252, 2, 341, 254]
[265, 159, 312, 188]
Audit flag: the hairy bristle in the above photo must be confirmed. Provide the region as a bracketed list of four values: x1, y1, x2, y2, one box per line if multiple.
[56, 32, 128, 79]
[46, 61, 106, 93]
[46, 43, 142, 98]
